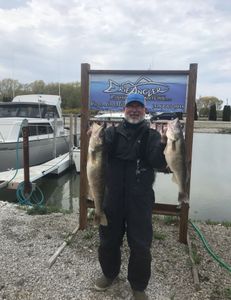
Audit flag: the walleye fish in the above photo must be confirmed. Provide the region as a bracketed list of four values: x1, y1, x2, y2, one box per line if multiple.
[87, 122, 108, 226]
[164, 118, 188, 204]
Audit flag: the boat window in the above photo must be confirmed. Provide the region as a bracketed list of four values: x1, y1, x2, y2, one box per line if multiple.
[0, 105, 18, 117]
[19, 123, 54, 137]
[44, 105, 59, 118]
[29, 125, 37, 136]
[36, 123, 54, 135]
[47, 125, 53, 134]
[0, 103, 59, 118]
[18, 107, 30, 117]
[38, 124, 48, 135]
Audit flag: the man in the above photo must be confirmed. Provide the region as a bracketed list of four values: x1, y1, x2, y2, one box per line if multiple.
[95, 93, 167, 300]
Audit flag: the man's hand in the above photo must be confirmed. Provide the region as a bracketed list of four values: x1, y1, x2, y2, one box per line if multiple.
[160, 125, 167, 144]
[87, 127, 92, 137]
[150, 122, 167, 144]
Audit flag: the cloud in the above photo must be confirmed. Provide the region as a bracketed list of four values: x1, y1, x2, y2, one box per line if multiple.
[0, 0, 230, 100]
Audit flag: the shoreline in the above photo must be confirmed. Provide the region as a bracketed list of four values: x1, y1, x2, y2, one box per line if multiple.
[193, 120, 231, 134]
[0, 201, 230, 300]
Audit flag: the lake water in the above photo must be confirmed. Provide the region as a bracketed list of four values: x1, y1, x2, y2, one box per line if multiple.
[0, 133, 230, 222]
[155, 133, 231, 221]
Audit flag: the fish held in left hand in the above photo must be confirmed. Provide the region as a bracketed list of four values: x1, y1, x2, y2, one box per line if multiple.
[164, 118, 188, 204]
[87, 122, 108, 226]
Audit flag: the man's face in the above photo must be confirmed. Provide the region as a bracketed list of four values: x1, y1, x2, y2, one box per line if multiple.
[124, 101, 145, 124]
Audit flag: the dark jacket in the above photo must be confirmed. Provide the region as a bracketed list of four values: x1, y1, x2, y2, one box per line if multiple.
[103, 120, 167, 214]
[99, 120, 167, 289]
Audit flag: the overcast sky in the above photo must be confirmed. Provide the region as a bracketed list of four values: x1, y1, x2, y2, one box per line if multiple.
[0, 0, 230, 102]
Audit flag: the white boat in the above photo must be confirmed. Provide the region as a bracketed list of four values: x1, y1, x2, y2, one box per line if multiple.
[0, 94, 70, 172]
[92, 111, 151, 121]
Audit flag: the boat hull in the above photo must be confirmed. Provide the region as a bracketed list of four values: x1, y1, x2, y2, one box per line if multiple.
[0, 136, 69, 172]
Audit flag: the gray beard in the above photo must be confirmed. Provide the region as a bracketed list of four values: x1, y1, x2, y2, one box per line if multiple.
[125, 115, 145, 124]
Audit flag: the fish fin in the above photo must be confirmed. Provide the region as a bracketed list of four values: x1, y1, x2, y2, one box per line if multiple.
[86, 181, 94, 201]
[171, 141, 176, 151]
[172, 173, 178, 184]
[94, 214, 101, 225]
[94, 213, 108, 226]
[100, 213, 108, 226]
[164, 165, 172, 173]
[87, 189, 94, 201]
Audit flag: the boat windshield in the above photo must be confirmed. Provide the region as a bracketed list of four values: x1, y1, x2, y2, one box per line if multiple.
[0, 103, 59, 118]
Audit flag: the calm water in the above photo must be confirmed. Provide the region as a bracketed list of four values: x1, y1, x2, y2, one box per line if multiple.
[155, 133, 231, 221]
[1, 133, 230, 222]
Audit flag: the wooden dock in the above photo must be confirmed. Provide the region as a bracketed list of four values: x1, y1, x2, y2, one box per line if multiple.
[0, 153, 73, 190]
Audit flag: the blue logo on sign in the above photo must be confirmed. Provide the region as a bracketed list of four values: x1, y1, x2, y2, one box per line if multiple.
[103, 76, 169, 97]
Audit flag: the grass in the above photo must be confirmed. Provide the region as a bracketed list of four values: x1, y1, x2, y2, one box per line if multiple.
[205, 219, 231, 228]
[169, 294, 176, 300]
[219, 128, 231, 134]
[153, 231, 166, 240]
[82, 225, 97, 240]
[205, 219, 220, 225]
[224, 288, 231, 299]
[222, 221, 231, 228]
[163, 215, 179, 225]
[83, 230, 95, 240]
[191, 242, 201, 265]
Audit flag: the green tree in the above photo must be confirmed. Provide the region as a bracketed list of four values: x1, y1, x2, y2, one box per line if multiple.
[30, 80, 46, 94]
[44, 81, 81, 108]
[222, 105, 231, 121]
[0, 78, 81, 109]
[208, 104, 217, 120]
[0, 78, 22, 101]
[196, 96, 223, 117]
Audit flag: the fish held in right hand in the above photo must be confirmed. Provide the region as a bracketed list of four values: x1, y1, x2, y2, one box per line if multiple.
[87, 122, 108, 226]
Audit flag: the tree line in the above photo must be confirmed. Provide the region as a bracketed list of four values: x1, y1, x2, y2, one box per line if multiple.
[0, 78, 230, 120]
[0, 78, 81, 109]
[195, 96, 230, 121]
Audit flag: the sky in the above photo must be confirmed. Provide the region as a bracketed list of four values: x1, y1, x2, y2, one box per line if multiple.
[0, 0, 230, 102]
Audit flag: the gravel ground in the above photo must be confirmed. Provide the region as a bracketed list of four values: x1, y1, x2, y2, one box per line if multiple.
[0, 201, 230, 300]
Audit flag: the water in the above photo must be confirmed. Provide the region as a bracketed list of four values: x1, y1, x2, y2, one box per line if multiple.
[0, 133, 230, 222]
[155, 133, 231, 221]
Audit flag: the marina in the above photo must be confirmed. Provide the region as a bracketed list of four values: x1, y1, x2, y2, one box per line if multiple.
[0, 94, 81, 201]
[0, 94, 70, 172]
[0, 132, 230, 222]
[0, 152, 74, 190]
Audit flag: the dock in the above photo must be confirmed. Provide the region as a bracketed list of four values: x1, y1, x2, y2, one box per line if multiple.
[0, 153, 73, 190]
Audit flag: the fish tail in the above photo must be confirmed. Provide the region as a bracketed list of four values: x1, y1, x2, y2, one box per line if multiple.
[178, 192, 189, 204]
[100, 213, 108, 226]
[94, 212, 108, 226]
[94, 214, 101, 225]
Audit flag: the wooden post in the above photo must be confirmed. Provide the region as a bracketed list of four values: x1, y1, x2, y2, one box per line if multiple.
[53, 116, 57, 158]
[179, 63, 198, 243]
[22, 119, 31, 196]
[79, 63, 90, 229]
[69, 114, 74, 164]
[74, 114, 77, 146]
